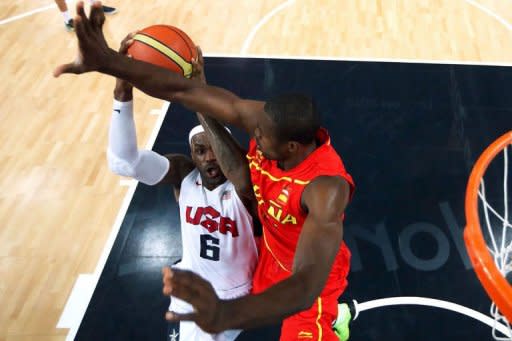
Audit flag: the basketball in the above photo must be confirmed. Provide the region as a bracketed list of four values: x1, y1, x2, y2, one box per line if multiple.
[128, 25, 197, 78]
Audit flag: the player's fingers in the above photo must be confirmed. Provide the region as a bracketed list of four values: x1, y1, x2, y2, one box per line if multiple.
[162, 267, 173, 285]
[166, 311, 196, 322]
[162, 284, 172, 296]
[196, 46, 204, 64]
[74, 15, 88, 42]
[53, 63, 82, 77]
[169, 281, 200, 304]
[171, 269, 200, 287]
[169, 269, 204, 300]
[127, 30, 139, 40]
[174, 268, 212, 293]
[89, 1, 105, 30]
[119, 40, 133, 55]
[191, 58, 199, 72]
[119, 30, 138, 52]
[162, 266, 174, 295]
[76, 1, 89, 29]
[162, 266, 172, 278]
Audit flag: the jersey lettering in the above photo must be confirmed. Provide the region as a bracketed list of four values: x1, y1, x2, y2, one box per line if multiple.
[185, 206, 239, 237]
[267, 204, 298, 225]
[253, 184, 264, 205]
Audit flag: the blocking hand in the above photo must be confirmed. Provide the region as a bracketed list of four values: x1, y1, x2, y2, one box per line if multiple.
[54, 1, 114, 77]
[162, 267, 226, 333]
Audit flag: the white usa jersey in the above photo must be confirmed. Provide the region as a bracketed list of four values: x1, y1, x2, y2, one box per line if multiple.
[170, 168, 258, 316]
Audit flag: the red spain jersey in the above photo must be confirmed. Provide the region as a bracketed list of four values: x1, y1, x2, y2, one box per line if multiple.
[247, 128, 355, 294]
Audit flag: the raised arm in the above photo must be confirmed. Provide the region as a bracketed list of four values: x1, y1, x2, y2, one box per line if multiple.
[54, 1, 264, 135]
[190, 48, 256, 214]
[163, 175, 351, 332]
[107, 33, 194, 198]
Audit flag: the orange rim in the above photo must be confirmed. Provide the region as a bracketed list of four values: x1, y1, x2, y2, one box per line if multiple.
[464, 131, 512, 322]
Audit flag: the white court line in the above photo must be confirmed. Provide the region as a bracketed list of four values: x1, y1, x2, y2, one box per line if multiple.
[354, 296, 512, 338]
[0, 1, 510, 67]
[463, 0, 512, 32]
[0, 3, 57, 26]
[205, 52, 512, 67]
[60, 101, 170, 341]
[240, 0, 295, 55]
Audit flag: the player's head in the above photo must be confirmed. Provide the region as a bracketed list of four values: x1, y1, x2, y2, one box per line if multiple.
[255, 93, 320, 160]
[189, 125, 228, 189]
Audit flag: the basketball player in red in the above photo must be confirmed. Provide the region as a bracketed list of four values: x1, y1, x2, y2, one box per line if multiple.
[54, 3, 355, 340]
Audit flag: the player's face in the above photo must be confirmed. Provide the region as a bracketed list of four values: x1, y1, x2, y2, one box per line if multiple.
[190, 133, 227, 189]
[254, 114, 288, 161]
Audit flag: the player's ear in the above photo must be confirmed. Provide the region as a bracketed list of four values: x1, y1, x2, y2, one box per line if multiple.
[287, 141, 299, 153]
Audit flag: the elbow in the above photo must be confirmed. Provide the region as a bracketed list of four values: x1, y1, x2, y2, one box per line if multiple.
[107, 149, 136, 178]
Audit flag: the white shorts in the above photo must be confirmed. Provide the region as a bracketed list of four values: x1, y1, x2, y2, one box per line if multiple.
[171, 320, 241, 341]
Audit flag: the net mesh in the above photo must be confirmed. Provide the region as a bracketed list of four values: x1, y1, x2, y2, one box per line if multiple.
[478, 145, 512, 340]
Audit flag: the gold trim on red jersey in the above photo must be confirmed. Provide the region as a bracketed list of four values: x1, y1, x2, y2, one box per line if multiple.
[315, 297, 323, 340]
[262, 228, 291, 273]
[247, 157, 311, 185]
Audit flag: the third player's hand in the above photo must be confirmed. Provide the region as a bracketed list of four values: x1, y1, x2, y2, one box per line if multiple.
[190, 46, 206, 84]
[162, 267, 227, 334]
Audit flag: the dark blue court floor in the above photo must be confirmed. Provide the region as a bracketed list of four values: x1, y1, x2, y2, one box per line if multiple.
[75, 57, 512, 340]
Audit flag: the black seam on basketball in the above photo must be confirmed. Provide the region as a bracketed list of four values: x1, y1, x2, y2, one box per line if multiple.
[135, 32, 189, 63]
[164, 27, 194, 59]
[133, 35, 186, 73]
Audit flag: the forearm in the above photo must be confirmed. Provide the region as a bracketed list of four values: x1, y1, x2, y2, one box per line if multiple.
[103, 52, 189, 98]
[114, 79, 133, 102]
[107, 99, 169, 185]
[218, 200, 347, 330]
[196, 113, 247, 180]
[109, 100, 138, 163]
[102, 53, 241, 125]
[219, 271, 318, 330]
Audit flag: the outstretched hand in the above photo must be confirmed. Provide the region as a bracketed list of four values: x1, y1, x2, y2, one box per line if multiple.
[53, 1, 114, 77]
[162, 266, 226, 333]
[190, 46, 206, 84]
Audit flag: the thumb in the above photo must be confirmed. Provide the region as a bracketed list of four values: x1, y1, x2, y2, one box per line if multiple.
[53, 62, 85, 77]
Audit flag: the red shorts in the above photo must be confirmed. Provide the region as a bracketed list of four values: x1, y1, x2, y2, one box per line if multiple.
[252, 244, 350, 341]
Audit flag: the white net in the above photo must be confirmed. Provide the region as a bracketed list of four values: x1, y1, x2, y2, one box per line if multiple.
[478, 145, 512, 340]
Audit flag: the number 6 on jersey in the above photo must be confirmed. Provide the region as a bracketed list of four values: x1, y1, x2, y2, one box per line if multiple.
[200, 234, 220, 261]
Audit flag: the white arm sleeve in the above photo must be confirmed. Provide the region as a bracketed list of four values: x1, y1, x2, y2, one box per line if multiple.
[107, 100, 170, 185]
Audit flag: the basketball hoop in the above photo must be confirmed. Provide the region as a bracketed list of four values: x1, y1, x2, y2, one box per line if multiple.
[464, 131, 512, 340]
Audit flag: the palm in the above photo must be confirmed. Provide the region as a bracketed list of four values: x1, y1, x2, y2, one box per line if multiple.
[162, 267, 223, 333]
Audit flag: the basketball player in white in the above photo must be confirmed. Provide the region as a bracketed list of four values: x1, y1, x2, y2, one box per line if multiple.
[106, 35, 259, 341]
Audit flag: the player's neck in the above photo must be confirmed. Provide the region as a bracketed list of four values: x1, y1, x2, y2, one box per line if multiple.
[200, 176, 227, 191]
[278, 141, 317, 170]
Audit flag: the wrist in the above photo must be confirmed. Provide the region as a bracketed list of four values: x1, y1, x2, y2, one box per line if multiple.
[113, 86, 133, 101]
[113, 99, 133, 111]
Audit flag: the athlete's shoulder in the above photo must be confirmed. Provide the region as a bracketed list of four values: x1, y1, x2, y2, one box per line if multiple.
[180, 168, 201, 188]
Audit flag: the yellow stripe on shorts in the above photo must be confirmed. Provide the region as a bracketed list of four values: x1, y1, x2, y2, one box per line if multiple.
[133, 34, 193, 77]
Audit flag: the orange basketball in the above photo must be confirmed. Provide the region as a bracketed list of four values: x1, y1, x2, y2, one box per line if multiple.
[127, 25, 197, 78]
